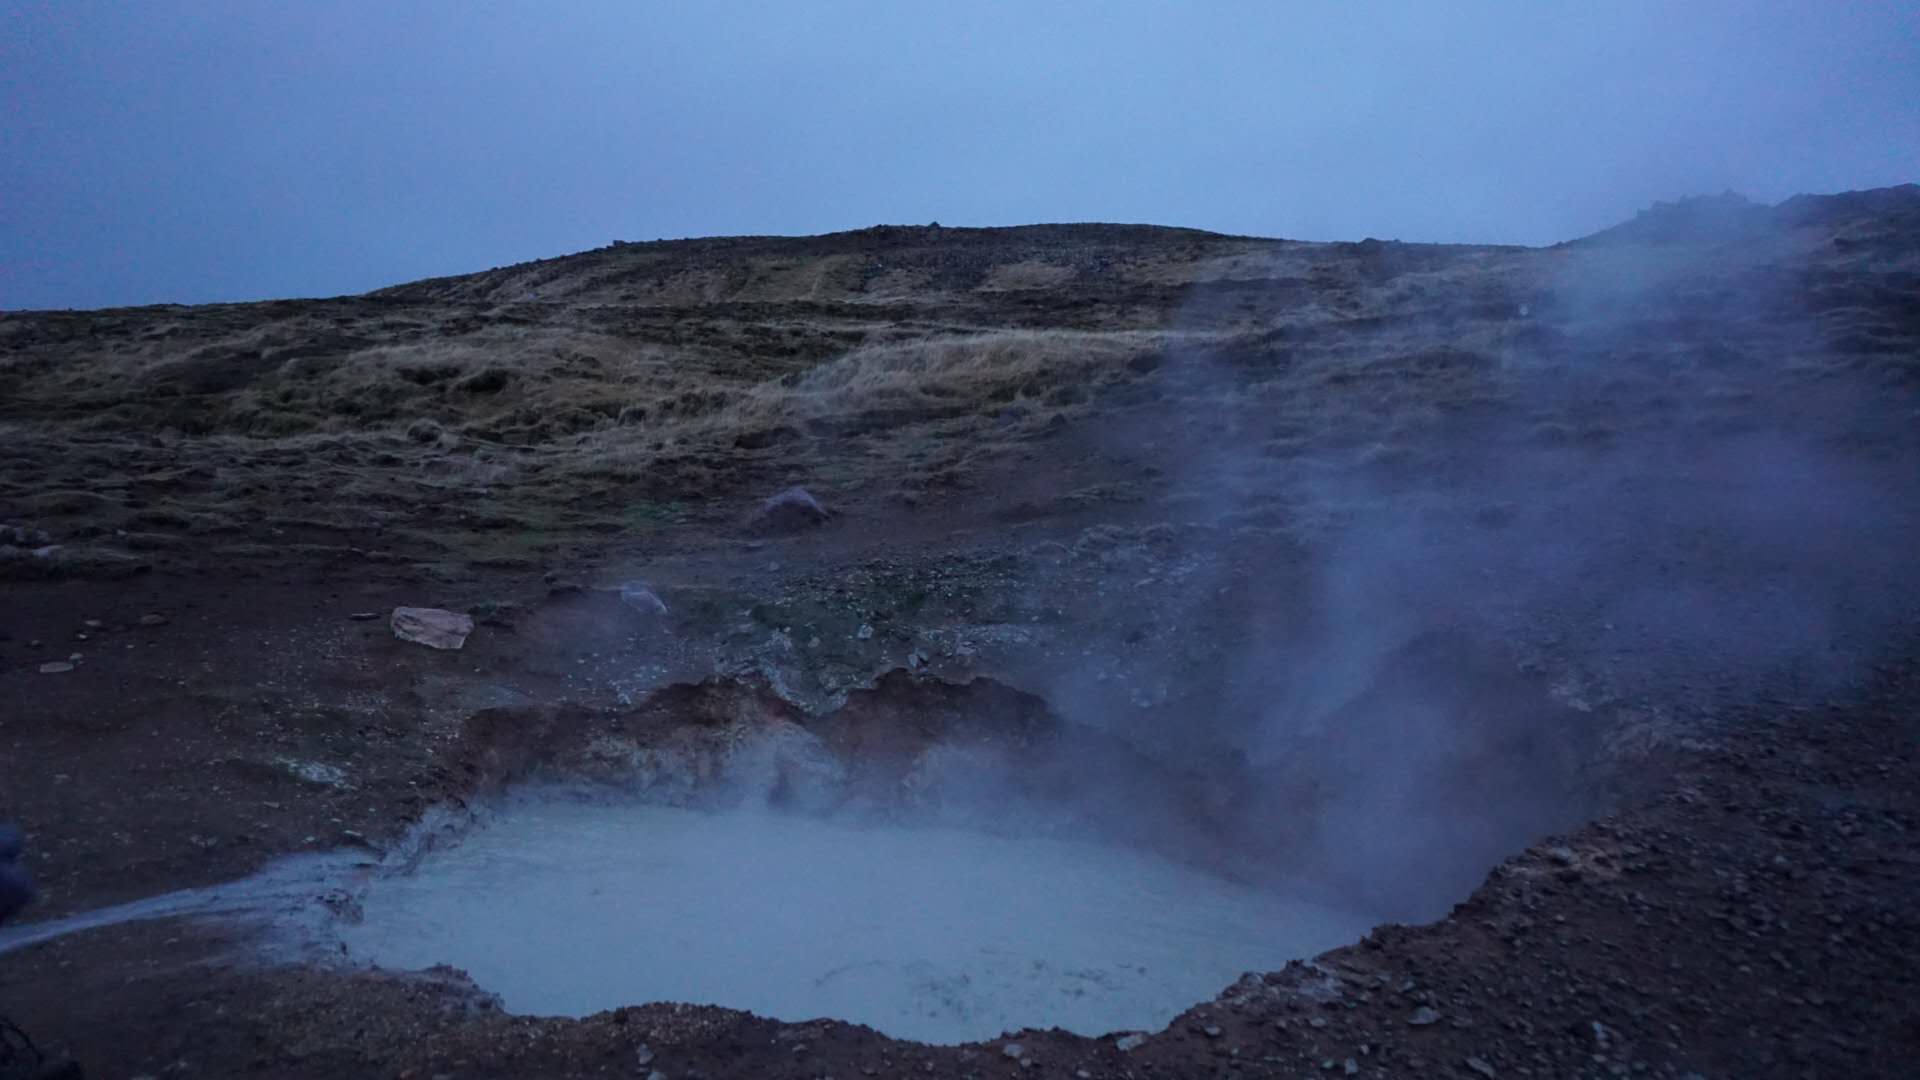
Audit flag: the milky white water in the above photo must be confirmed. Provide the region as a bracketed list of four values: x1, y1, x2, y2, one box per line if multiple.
[337, 798, 1375, 1043]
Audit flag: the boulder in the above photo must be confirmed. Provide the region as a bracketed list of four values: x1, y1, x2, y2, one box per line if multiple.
[750, 486, 830, 535]
[391, 606, 475, 650]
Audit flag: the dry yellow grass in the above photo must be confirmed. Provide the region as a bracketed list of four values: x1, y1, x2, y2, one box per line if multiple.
[6, 201, 1912, 572]
[695, 329, 1159, 429]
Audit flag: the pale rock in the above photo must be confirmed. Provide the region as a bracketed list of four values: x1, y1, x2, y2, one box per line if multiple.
[390, 606, 475, 650]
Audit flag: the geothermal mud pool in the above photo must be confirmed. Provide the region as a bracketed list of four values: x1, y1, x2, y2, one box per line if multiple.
[333, 792, 1377, 1043]
[1, 661, 1583, 1049]
[0, 662, 1599, 1051]
[0, 788, 1383, 1045]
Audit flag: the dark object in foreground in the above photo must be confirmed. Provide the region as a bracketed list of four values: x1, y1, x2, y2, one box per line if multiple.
[0, 825, 31, 926]
[0, 825, 75, 1079]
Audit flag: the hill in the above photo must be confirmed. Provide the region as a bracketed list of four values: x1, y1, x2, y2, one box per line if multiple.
[4, 186, 1914, 578]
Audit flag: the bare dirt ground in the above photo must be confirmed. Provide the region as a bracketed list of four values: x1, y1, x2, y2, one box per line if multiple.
[3, 188, 1919, 1077]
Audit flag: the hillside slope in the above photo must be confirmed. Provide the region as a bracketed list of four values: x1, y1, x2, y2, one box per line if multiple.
[3, 187, 1914, 580]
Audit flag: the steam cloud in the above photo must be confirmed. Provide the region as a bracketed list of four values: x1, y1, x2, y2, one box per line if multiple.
[1036, 196, 1920, 920]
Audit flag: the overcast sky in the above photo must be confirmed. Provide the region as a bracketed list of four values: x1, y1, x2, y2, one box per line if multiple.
[3, 2, 1917, 309]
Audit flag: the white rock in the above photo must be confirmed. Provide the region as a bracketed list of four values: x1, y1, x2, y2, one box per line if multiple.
[390, 606, 475, 650]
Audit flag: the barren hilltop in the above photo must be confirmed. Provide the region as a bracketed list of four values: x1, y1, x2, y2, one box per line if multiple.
[3, 187, 1919, 1077]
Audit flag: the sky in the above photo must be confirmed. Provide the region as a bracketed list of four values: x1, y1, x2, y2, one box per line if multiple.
[2, 1, 1917, 310]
